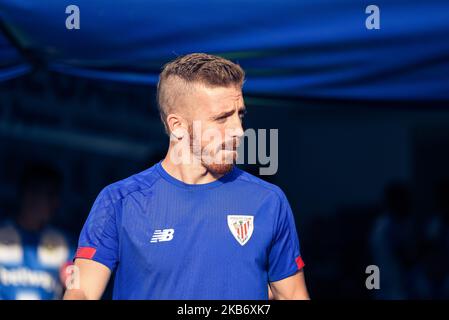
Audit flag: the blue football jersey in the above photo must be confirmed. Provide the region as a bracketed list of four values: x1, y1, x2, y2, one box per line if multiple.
[0, 220, 75, 300]
[75, 161, 304, 299]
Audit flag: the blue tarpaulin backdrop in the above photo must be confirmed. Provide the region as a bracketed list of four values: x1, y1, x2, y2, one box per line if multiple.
[0, 32, 30, 81]
[0, 0, 448, 101]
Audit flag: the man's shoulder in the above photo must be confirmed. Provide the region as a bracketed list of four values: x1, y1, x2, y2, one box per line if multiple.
[233, 167, 287, 202]
[98, 163, 162, 204]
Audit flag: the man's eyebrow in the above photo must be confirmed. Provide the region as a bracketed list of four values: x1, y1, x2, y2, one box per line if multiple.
[211, 106, 246, 120]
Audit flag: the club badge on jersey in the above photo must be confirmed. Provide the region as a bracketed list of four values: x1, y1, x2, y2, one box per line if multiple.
[227, 215, 254, 246]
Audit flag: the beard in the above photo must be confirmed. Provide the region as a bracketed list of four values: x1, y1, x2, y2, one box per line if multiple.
[203, 161, 234, 175]
[188, 125, 237, 176]
[202, 150, 236, 175]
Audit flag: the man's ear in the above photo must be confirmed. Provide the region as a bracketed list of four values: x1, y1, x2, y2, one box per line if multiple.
[167, 113, 187, 140]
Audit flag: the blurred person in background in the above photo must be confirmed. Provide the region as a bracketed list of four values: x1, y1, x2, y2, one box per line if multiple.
[370, 182, 418, 299]
[0, 163, 75, 299]
[414, 179, 449, 299]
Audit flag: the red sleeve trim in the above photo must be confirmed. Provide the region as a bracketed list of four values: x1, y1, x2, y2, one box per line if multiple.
[295, 256, 305, 270]
[75, 247, 97, 259]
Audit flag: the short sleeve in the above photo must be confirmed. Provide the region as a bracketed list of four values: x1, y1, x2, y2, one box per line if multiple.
[74, 187, 119, 271]
[268, 191, 305, 282]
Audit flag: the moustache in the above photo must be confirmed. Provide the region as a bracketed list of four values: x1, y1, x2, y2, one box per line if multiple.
[220, 140, 239, 151]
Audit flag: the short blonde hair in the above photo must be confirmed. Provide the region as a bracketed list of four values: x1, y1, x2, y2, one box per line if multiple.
[156, 53, 245, 134]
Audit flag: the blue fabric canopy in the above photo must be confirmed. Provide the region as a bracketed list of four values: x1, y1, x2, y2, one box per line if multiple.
[0, 0, 448, 101]
[0, 31, 30, 81]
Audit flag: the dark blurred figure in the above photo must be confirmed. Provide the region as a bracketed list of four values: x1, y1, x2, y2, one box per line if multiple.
[416, 179, 449, 299]
[0, 163, 75, 299]
[17, 164, 62, 231]
[370, 182, 418, 299]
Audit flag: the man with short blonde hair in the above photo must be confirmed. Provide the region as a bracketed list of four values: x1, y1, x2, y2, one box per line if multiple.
[64, 53, 309, 300]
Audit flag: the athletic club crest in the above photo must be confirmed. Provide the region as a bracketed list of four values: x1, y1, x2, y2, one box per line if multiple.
[227, 215, 254, 246]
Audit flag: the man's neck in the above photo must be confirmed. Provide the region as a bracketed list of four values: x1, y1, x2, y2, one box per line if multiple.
[161, 149, 224, 185]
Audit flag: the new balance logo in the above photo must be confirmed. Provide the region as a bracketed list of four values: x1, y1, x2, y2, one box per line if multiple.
[150, 229, 175, 243]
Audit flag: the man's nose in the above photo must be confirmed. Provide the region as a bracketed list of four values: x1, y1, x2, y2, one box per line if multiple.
[229, 115, 244, 139]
